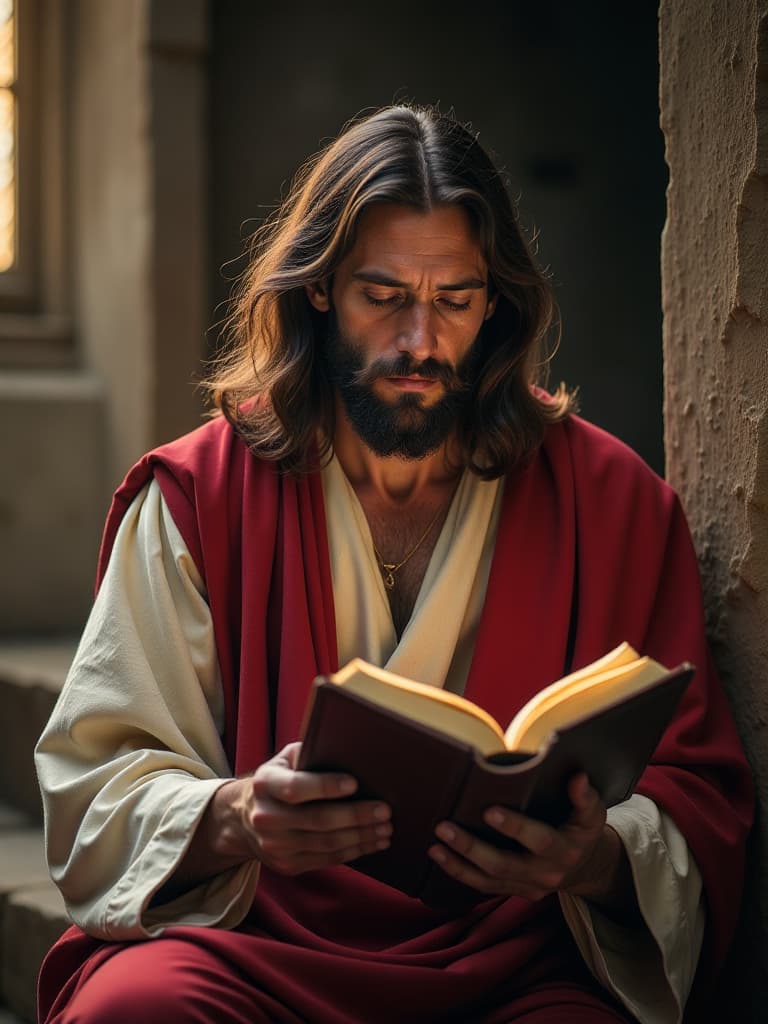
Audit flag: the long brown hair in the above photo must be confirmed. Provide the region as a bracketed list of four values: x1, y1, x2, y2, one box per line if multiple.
[204, 104, 575, 477]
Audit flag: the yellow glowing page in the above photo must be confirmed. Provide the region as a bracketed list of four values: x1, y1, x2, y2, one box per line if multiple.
[504, 644, 669, 753]
[331, 658, 507, 757]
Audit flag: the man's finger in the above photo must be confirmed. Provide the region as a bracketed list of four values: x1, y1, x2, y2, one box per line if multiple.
[481, 808, 561, 858]
[256, 798, 391, 835]
[286, 833, 394, 875]
[256, 763, 358, 804]
[434, 821, 530, 878]
[260, 820, 392, 860]
[427, 843, 548, 901]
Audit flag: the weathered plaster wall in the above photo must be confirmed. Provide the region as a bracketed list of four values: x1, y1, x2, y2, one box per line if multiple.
[660, 0, 768, 1008]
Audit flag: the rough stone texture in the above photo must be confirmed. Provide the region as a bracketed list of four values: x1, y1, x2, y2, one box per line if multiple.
[660, 0, 768, 1013]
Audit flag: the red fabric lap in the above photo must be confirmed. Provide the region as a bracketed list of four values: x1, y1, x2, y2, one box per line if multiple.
[44, 938, 286, 1024]
[40, 880, 623, 1023]
[42, 928, 632, 1024]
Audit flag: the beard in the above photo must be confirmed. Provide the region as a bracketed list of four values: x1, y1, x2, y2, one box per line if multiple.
[324, 311, 482, 460]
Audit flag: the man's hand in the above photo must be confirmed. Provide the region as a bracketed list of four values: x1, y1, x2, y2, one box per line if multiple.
[218, 741, 392, 874]
[165, 742, 391, 895]
[427, 773, 638, 919]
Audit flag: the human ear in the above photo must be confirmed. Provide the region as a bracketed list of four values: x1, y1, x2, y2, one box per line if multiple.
[305, 281, 331, 312]
[484, 294, 498, 320]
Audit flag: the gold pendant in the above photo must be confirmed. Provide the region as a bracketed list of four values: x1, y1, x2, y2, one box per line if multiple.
[381, 562, 397, 589]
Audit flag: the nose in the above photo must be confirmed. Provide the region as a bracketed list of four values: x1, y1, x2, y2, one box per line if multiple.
[395, 302, 438, 361]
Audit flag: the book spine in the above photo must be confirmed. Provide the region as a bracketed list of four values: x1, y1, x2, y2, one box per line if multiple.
[419, 753, 540, 909]
[299, 682, 476, 898]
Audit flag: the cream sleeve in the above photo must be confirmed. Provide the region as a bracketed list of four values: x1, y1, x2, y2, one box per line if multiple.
[560, 795, 705, 1024]
[35, 479, 259, 940]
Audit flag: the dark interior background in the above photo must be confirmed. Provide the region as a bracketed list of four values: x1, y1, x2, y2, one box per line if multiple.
[208, 1, 667, 474]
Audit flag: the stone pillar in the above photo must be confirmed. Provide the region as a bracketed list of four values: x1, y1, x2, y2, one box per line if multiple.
[660, 0, 768, 1011]
[71, 0, 153, 482]
[72, 0, 209, 486]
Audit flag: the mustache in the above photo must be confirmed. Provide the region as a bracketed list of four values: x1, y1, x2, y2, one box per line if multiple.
[350, 354, 469, 392]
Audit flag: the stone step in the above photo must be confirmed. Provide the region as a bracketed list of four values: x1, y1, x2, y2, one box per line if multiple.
[0, 1008, 26, 1023]
[0, 642, 75, 821]
[2, 887, 69, 1024]
[0, 806, 70, 1024]
[0, 644, 81, 1021]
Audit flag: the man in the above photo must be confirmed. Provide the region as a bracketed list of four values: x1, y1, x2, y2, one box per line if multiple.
[36, 105, 751, 1024]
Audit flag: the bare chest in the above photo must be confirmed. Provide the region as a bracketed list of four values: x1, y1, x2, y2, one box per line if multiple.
[363, 504, 450, 638]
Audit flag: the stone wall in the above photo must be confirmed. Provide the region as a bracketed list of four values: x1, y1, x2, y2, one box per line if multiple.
[0, 0, 208, 634]
[660, 0, 768, 1010]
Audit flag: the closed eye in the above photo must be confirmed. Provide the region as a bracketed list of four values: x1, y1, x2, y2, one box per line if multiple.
[364, 292, 472, 312]
[438, 297, 472, 312]
[365, 293, 402, 308]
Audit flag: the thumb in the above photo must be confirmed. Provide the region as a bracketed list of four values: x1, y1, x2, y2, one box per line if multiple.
[567, 774, 605, 829]
[277, 741, 303, 771]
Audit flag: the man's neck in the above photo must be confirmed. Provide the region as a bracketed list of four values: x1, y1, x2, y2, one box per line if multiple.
[332, 411, 460, 505]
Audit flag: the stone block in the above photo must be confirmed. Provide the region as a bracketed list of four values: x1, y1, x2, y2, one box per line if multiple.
[0, 828, 50, 892]
[1, 886, 69, 1024]
[0, 645, 72, 820]
[0, 1006, 26, 1024]
[0, 371, 107, 633]
[0, 826, 62, 1021]
[0, 806, 26, 832]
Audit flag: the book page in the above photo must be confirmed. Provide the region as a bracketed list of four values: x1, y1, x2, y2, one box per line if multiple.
[504, 652, 669, 753]
[332, 659, 507, 756]
[501, 643, 638, 749]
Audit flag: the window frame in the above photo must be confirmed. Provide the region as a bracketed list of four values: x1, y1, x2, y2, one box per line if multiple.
[0, 0, 37, 308]
[0, 0, 73, 367]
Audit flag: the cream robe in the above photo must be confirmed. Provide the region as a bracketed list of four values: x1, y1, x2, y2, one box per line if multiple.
[36, 468, 705, 1024]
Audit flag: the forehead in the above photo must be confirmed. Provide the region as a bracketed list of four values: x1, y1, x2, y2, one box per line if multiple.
[339, 203, 487, 279]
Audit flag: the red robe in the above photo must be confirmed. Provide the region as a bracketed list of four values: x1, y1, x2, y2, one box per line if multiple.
[38, 414, 752, 1023]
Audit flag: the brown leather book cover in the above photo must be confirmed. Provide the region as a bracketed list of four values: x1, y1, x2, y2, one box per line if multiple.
[298, 664, 694, 908]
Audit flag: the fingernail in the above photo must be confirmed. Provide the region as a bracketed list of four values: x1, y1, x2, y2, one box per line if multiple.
[486, 809, 504, 827]
[338, 777, 356, 795]
[373, 803, 390, 821]
[376, 838, 390, 850]
[435, 823, 456, 842]
[429, 845, 447, 863]
[375, 824, 392, 838]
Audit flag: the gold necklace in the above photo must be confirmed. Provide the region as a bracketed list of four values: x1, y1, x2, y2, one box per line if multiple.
[372, 503, 446, 590]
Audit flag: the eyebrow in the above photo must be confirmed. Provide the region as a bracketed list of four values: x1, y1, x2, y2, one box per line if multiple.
[351, 271, 487, 291]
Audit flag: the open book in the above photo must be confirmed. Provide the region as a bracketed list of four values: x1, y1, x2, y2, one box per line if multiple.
[298, 644, 693, 907]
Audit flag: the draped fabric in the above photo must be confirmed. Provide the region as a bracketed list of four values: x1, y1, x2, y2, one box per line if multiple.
[38, 414, 752, 1024]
